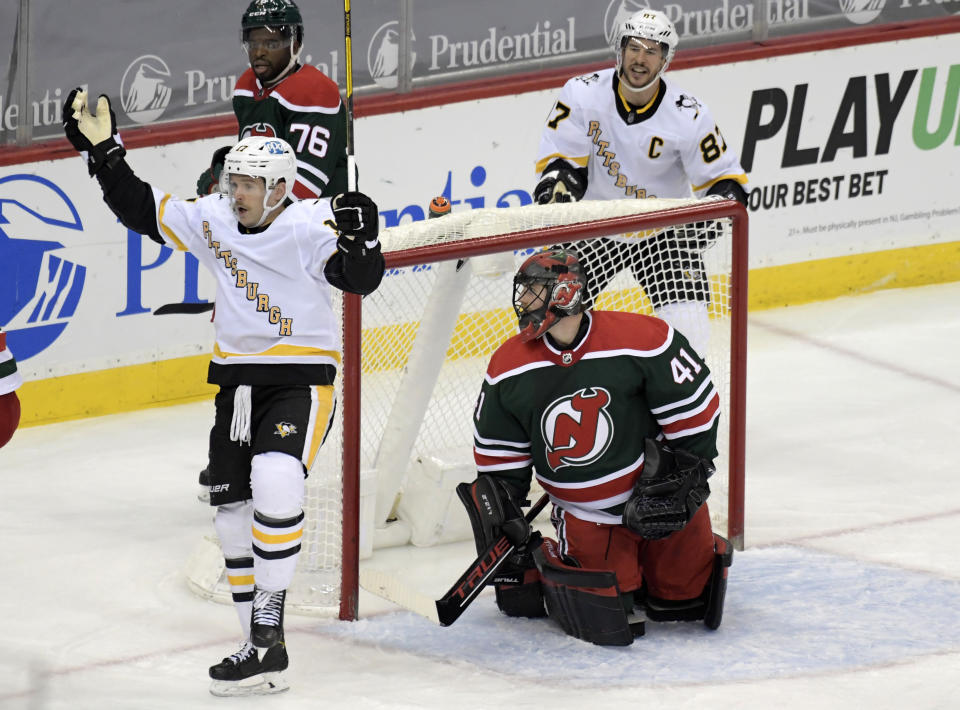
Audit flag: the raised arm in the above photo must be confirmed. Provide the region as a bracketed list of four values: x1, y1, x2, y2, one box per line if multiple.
[62, 89, 164, 245]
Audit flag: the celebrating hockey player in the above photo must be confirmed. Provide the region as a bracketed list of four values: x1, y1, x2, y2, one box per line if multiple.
[534, 9, 748, 355]
[0, 328, 23, 449]
[460, 248, 732, 645]
[194, 0, 352, 498]
[62, 89, 384, 695]
[196, 0, 349, 200]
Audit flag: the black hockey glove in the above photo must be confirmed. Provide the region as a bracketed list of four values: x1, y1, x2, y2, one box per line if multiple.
[623, 438, 713, 540]
[534, 160, 587, 205]
[196, 145, 232, 196]
[334, 232, 382, 263]
[62, 88, 126, 176]
[705, 178, 748, 207]
[332, 191, 379, 241]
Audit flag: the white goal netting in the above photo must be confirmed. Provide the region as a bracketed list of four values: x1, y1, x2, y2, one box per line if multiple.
[185, 197, 747, 619]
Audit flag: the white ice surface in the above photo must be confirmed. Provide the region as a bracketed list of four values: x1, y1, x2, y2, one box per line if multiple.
[1, 282, 958, 709]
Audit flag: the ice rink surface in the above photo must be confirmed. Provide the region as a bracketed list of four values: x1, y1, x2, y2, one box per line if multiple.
[1, 282, 958, 709]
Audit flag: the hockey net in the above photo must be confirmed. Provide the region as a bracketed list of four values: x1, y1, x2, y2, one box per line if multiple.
[185, 197, 747, 621]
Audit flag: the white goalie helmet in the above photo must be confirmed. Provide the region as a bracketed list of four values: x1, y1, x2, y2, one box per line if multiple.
[220, 135, 297, 226]
[614, 9, 679, 90]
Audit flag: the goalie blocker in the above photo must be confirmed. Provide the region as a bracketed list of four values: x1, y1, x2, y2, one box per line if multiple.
[455, 476, 547, 619]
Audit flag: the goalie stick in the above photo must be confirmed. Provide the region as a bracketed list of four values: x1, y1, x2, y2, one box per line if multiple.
[435, 492, 549, 627]
[153, 302, 214, 315]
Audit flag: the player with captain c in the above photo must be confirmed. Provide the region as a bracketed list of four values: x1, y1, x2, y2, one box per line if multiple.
[534, 9, 748, 355]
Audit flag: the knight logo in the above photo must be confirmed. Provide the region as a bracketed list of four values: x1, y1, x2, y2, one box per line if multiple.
[367, 21, 417, 89]
[838, 0, 886, 24]
[541, 387, 614, 470]
[120, 55, 172, 124]
[275, 422, 298, 438]
[241, 122, 279, 139]
[0, 175, 87, 361]
[604, 0, 650, 46]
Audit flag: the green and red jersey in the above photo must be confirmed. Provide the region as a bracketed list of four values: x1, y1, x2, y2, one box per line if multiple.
[233, 65, 348, 200]
[473, 310, 719, 524]
[0, 329, 22, 395]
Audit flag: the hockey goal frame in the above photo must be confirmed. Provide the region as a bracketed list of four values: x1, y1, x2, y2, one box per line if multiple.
[338, 199, 749, 621]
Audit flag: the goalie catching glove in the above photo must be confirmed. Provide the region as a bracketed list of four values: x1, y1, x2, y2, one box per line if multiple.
[622, 438, 714, 540]
[62, 89, 126, 176]
[534, 159, 587, 204]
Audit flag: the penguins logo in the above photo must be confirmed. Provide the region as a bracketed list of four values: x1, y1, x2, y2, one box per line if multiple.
[675, 94, 701, 119]
[274, 422, 298, 438]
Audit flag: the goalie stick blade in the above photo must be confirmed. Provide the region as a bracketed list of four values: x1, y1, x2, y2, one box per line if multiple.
[434, 493, 550, 627]
[359, 567, 440, 625]
[153, 302, 214, 315]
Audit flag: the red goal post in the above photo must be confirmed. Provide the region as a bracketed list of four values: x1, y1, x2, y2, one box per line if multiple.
[339, 197, 748, 620]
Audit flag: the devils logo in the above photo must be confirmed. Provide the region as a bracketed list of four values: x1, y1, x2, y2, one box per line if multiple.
[240, 122, 279, 138]
[541, 387, 614, 470]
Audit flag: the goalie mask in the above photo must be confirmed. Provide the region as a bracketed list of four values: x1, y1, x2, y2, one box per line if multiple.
[614, 9, 679, 92]
[220, 136, 297, 227]
[241, 0, 304, 79]
[513, 249, 588, 342]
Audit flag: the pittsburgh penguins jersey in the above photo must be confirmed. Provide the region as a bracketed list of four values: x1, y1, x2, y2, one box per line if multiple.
[234, 65, 348, 200]
[0, 329, 22, 395]
[536, 67, 747, 206]
[473, 310, 719, 525]
[154, 190, 343, 386]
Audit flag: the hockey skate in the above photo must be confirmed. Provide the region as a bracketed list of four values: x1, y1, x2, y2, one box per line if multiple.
[251, 588, 286, 648]
[208, 639, 289, 697]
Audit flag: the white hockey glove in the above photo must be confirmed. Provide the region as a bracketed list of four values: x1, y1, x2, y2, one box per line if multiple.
[62, 88, 126, 176]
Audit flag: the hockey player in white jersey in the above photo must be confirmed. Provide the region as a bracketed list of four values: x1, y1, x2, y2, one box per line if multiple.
[62, 89, 384, 696]
[534, 9, 748, 355]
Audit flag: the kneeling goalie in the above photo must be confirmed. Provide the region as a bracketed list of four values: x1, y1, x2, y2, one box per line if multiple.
[461, 248, 732, 645]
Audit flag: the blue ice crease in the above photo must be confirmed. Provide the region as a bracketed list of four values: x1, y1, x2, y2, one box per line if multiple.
[317, 547, 960, 685]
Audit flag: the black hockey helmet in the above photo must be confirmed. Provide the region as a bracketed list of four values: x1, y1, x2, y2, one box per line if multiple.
[513, 248, 588, 342]
[241, 0, 304, 46]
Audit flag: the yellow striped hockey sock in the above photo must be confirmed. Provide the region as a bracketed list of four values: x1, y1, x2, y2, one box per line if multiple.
[252, 510, 304, 591]
[224, 556, 254, 639]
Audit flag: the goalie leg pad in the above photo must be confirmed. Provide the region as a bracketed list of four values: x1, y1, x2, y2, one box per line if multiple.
[534, 538, 641, 646]
[704, 533, 733, 630]
[644, 532, 733, 628]
[493, 567, 547, 618]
